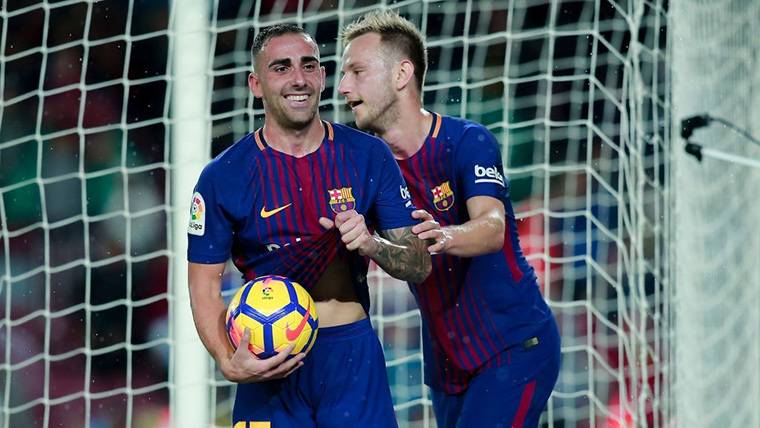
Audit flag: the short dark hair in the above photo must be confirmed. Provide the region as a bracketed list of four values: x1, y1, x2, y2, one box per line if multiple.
[341, 11, 427, 93]
[250, 23, 309, 69]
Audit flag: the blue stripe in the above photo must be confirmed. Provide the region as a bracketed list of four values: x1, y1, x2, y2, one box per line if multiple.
[262, 323, 275, 358]
[283, 277, 299, 305]
[240, 303, 295, 324]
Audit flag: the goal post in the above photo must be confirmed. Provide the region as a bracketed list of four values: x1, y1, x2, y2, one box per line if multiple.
[168, 0, 211, 426]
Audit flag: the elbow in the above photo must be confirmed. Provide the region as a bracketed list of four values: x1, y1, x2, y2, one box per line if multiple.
[484, 220, 505, 254]
[487, 233, 505, 254]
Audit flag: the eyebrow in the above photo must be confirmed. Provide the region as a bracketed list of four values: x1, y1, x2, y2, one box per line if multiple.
[344, 61, 364, 69]
[267, 56, 320, 68]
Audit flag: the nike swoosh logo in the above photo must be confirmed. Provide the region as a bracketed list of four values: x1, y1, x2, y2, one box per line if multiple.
[285, 301, 311, 341]
[260, 203, 292, 218]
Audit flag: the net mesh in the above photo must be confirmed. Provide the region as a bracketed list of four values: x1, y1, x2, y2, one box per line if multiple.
[0, 0, 673, 426]
[672, 1, 760, 426]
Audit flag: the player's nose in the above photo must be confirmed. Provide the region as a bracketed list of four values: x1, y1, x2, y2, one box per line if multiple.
[292, 67, 307, 86]
[338, 74, 351, 96]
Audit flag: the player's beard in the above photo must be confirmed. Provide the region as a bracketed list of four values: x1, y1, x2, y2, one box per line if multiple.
[265, 90, 320, 131]
[354, 90, 399, 135]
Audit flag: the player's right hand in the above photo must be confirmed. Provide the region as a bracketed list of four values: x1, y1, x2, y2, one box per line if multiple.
[221, 328, 305, 383]
[411, 209, 452, 254]
[319, 210, 380, 256]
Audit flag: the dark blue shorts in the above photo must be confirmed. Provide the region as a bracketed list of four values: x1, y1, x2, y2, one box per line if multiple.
[431, 318, 561, 428]
[232, 317, 398, 428]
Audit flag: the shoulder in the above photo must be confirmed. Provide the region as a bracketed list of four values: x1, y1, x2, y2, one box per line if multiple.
[198, 133, 259, 184]
[330, 122, 392, 156]
[438, 115, 497, 145]
[331, 122, 386, 147]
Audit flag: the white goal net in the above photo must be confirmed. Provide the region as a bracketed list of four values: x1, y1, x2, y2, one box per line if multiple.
[671, 1, 760, 427]
[0, 0, 678, 427]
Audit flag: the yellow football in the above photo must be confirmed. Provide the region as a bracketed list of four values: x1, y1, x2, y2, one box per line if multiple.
[225, 275, 318, 359]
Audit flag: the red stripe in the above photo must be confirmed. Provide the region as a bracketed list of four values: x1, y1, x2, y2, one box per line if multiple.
[290, 156, 307, 235]
[453, 263, 488, 367]
[430, 133, 491, 367]
[462, 279, 499, 359]
[313, 138, 326, 217]
[424, 152, 479, 380]
[259, 156, 276, 254]
[298, 157, 318, 235]
[406, 133, 472, 381]
[278, 155, 297, 242]
[422, 138, 478, 371]
[512, 380, 537, 428]
[330, 129, 340, 191]
[502, 222, 524, 283]
[401, 153, 465, 382]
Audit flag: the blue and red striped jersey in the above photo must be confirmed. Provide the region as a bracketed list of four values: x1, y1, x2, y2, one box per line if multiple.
[187, 121, 416, 312]
[397, 113, 554, 393]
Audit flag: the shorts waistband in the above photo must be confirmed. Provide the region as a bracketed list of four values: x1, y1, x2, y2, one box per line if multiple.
[316, 317, 373, 342]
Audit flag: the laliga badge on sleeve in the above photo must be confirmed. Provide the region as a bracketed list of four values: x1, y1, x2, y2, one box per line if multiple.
[188, 192, 206, 236]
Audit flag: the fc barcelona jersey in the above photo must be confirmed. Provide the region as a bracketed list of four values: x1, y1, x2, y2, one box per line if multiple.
[187, 121, 417, 311]
[397, 113, 554, 393]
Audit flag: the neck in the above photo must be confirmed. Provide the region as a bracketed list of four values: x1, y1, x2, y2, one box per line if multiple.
[377, 98, 432, 160]
[263, 118, 325, 157]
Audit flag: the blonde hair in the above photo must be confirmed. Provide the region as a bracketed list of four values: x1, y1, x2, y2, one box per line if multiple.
[341, 11, 427, 93]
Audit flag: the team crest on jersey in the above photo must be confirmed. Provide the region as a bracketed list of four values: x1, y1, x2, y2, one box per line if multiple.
[188, 192, 205, 236]
[431, 181, 454, 211]
[328, 187, 356, 213]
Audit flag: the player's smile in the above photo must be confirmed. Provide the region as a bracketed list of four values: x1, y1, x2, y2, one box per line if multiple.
[284, 92, 313, 108]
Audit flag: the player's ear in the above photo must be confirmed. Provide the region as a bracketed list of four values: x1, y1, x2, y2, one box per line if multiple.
[395, 59, 415, 91]
[248, 72, 263, 98]
[320, 65, 326, 92]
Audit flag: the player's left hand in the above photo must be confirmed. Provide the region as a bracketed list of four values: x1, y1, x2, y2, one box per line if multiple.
[319, 210, 379, 256]
[411, 209, 452, 254]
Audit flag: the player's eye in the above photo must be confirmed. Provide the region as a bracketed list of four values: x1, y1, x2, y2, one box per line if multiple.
[273, 65, 288, 73]
[304, 63, 316, 71]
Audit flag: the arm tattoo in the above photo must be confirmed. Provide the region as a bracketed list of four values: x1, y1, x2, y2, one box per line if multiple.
[373, 226, 431, 283]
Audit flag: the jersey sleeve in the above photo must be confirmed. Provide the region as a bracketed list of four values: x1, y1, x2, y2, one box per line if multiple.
[455, 125, 509, 201]
[370, 142, 417, 231]
[186, 164, 234, 264]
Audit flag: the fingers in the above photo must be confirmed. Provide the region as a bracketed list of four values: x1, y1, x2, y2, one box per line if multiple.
[336, 212, 362, 235]
[267, 352, 306, 379]
[333, 211, 373, 252]
[258, 343, 295, 370]
[337, 214, 364, 242]
[340, 227, 364, 249]
[416, 229, 439, 241]
[318, 217, 335, 230]
[415, 229, 444, 253]
[427, 240, 445, 254]
[412, 220, 440, 235]
[411, 209, 433, 221]
[226, 335, 307, 382]
[320, 210, 359, 230]
[333, 209, 358, 228]
[281, 357, 306, 378]
[233, 327, 252, 357]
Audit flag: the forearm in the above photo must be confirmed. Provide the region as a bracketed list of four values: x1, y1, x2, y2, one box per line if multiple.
[189, 290, 234, 364]
[188, 262, 234, 369]
[369, 231, 431, 283]
[443, 212, 504, 257]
